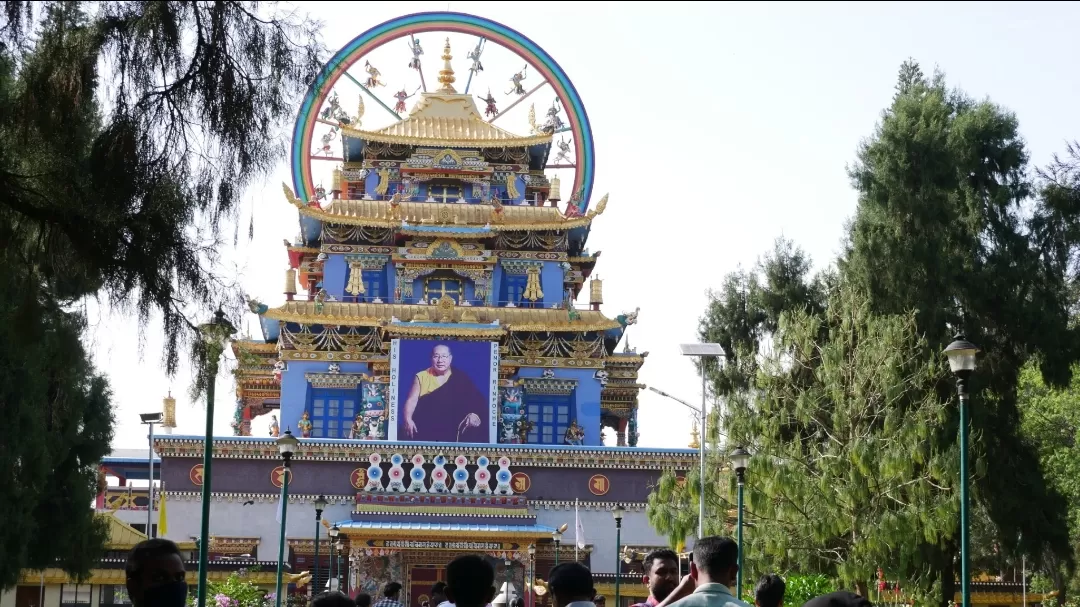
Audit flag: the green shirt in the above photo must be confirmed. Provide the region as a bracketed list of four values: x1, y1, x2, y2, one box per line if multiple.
[669, 584, 753, 607]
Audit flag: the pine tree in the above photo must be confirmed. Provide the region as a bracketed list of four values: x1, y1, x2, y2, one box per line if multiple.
[0, 1, 325, 587]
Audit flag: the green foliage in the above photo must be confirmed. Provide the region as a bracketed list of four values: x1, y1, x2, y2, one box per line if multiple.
[781, 575, 835, 607]
[654, 59, 1080, 607]
[740, 283, 952, 602]
[199, 572, 272, 607]
[843, 58, 1076, 595]
[0, 0, 325, 590]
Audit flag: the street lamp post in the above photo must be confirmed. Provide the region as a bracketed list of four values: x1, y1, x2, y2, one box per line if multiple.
[612, 505, 625, 607]
[274, 430, 299, 607]
[328, 524, 340, 591]
[336, 540, 345, 590]
[730, 448, 750, 600]
[527, 544, 536, 607]
[674, 344, 725, 539]
[195, 309, 236, 607]
[313, 495, 328, 593]
[944, 335, 979, 607]
[139, 412, 164, 536]
[552, 529, 562, 566]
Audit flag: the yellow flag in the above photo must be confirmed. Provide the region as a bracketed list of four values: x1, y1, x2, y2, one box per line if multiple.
[157, 485, 168, 536]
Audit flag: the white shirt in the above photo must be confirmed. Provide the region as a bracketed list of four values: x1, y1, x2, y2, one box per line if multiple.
[436, 602, 454, 607]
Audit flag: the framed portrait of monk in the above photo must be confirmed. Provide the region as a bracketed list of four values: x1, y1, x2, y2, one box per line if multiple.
[388, 338, 499, 443]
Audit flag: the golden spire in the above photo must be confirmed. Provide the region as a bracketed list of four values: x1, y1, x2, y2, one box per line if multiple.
[688, 422, 700, 449]
[437, 37, 457, 93]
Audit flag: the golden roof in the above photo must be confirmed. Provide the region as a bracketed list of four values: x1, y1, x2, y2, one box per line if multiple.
[341, 41, 550, 149]
[342, 93, 552, 148]
[101, 511, 197, 551]
[263, 301, 621, 332]
[284, 184, 608, 232]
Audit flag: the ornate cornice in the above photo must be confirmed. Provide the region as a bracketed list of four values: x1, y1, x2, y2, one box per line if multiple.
[305, 372, 368, 389]
[523, 377, 578, 395]
[154, 437, 698, 469]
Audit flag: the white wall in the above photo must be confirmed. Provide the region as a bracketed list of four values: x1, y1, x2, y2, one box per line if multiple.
[162, 498, 355, 559]
[533, 508, 669, 574]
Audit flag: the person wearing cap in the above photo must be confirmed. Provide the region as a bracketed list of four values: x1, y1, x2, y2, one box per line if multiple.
[656, 537, 751, 607]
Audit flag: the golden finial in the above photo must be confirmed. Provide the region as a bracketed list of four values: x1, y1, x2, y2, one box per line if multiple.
[688, 422, 700, 449]
[437, 37, 457, 93]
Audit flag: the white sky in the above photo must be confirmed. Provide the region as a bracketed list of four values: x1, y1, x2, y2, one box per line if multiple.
[92, 1, 1080, 450]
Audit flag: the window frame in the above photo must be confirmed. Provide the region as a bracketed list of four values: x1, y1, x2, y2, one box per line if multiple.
[308, 387, 359, 439]
[525, 393, 573, 445]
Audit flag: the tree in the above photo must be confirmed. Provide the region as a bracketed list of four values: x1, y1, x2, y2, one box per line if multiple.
[647, 238, 826, 549]
[1019, 362, 1080, 596]
[0, 1, 324, 587]
[842, 59, 1076, 602]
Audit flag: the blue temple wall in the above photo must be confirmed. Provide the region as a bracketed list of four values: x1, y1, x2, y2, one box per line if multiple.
[517, 367, 603, 446]
[324, 255, 347, 300]
[365, 171, 380, 198]
[540, 261, 565, 306]
[280, 360, 371, 426]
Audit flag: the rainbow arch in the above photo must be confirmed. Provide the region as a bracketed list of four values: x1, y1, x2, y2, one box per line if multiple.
[290, 12, 596, 212]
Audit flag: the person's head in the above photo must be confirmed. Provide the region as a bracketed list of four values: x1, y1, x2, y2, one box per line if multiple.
[592, 595, 606, 607]
[754, 575, 786, 607]
[690, 537, 739, 587]
[446, 555, 496, 607]
[801, 591, 872, 607]
[640, 549, 679, 602]
[354, 593, 372, 607]
[511, 599, 526, 607]
[548, 563, 594, 607]
[125, 538, 186, 607]
[431, 345, 453, 373]
[432, 582, 449, 605]
[312, 592, 356, 607]
[384, 583, 403, 600]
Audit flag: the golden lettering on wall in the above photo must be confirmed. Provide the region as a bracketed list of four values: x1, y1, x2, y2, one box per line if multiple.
[271, 466, 294, 489]
[588, 474, 610, 496]
[351, 468, 368, 490]
[189, 464, 205, 486]
[511, 472, 531, 493]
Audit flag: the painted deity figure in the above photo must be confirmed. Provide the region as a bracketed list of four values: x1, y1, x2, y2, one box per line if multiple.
[393, 87, 418, 114]
[506, 65, 527, 96]
[542, 99, 564, 133]
[478, 90, 499, 117]
[467, 38, 485, 73]
[269, 415, 280, 437]
[349, 414, 364, 439]
[366, 413, 386, 439]
[407, 37, 423, 70]
[554, 137, 572, 165]
[517, 418, 535, 443]
[564, 420, 585, 446]
[364, 61, 385, 88]
[297, 411, 312, 438]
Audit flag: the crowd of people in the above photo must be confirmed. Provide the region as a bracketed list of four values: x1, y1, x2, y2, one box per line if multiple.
[121, 535, 872, 607]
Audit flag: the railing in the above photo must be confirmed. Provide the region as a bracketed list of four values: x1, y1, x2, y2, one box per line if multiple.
[97, 488, 159, 511]
[332, 295, 599, 311]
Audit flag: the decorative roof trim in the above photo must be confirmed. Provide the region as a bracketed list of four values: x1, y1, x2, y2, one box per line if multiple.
[283, 184, 606, 232]
[305, 372, 368, 389]
[154, 437, 699, 469]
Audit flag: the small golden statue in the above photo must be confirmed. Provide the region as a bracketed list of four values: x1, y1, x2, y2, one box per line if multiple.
[269, 415, 280, 438]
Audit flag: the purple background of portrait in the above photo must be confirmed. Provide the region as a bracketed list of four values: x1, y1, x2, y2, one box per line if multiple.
[395, 338, 492, 443]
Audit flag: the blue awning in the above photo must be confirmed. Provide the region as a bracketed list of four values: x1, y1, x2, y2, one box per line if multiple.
[334, 521, 557, 534]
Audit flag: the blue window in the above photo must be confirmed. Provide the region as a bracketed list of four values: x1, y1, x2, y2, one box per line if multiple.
[362, 270, 386, 301]
[501, 274, 528, 306]
[309, 388, 358, 439]
[424, 276, 462, 303]
[526, 394, 572, 444]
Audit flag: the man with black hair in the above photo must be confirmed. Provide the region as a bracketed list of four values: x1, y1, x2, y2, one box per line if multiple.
[125, 538, 187, 607]
[630, 549, 680, 607]
[658, 537, 750, 607]
[355, 593, 372, 607]
[374, 583, 405, 607]
[801, 591, 871, 607]
[548, 563, 595, 607]
[313, 592, 357, 607]
[446, 555, 497, 607]
[432, 582, 450, 607]
[753, 575, 785, 607]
